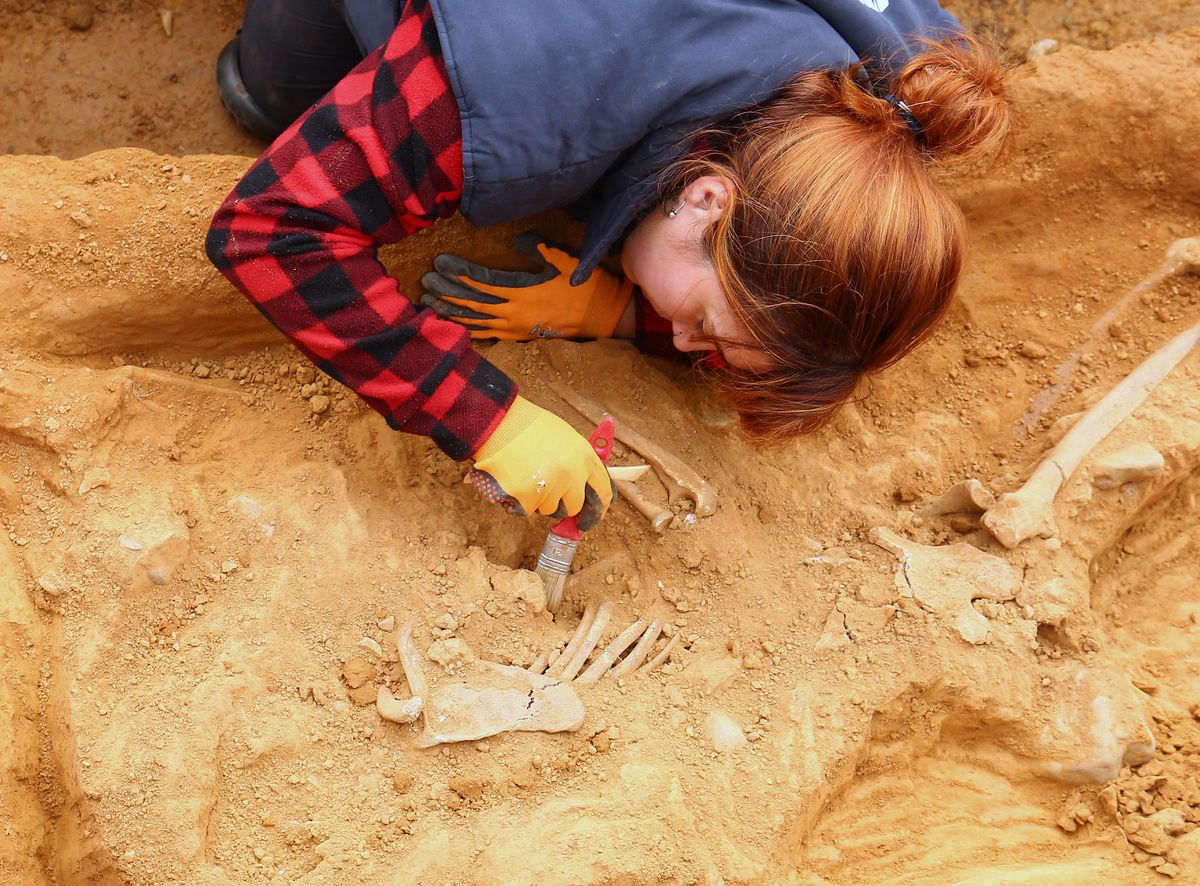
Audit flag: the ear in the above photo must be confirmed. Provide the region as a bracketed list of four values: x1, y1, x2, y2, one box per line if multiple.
[683, 175, 733, 219]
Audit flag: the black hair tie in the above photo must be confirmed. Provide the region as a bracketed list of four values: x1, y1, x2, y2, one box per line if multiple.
[882, 93, 926, 144]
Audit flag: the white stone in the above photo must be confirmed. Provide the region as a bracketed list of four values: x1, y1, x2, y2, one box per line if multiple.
[1026, 39, 1060, 61]
[705, 711, 747, 752]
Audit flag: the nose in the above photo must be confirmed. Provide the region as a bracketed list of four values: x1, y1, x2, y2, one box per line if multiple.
[670, 323, 715, 353]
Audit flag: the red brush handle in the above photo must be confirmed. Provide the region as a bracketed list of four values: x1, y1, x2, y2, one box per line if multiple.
[549, 415, 615, 540]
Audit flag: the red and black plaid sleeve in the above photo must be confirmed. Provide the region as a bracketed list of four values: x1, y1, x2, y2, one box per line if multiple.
[205, 0, 514, 460]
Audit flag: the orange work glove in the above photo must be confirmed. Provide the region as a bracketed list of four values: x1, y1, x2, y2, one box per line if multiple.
[420, 232, 634, 341]
[469, 397, 615, 531]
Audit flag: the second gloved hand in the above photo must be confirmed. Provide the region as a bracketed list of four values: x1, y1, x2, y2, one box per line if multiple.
[469, 396, 615, 531]
[421, 232, 634, 341]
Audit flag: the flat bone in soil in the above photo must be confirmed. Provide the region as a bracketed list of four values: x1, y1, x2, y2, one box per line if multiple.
[4, 6, 1200, 885]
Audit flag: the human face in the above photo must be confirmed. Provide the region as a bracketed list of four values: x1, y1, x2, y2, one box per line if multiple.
[620, 177, 773, 373]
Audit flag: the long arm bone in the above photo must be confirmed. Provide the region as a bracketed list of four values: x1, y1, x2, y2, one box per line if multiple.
[550, 382, 718, 516]
[983, 319, 1200, 548]
[377, 620, 427, 724]
[576, 619, 647, 685]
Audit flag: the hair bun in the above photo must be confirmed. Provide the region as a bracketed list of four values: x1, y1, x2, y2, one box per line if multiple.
[888, 33, 1013, 163]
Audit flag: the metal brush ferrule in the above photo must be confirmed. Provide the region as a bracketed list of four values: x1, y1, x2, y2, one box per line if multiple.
[536, 532, 578, 575]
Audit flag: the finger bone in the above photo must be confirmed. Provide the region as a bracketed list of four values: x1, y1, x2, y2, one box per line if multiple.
[551, 382, 717, 516]
[610, 619, 663, 677]
[614, 478, 674, 532]
[983, 319, 1200, 548]
[546, 602, 597, 677]
[575, 619, 647, 686]
[556, 600, 614, 682]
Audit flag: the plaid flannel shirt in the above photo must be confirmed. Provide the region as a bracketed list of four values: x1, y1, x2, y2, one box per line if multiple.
[206, 0, 688, 460]
[206, 0, 513, 460]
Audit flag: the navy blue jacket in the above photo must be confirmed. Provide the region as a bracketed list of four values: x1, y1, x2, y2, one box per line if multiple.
[344, 0, 960, 282]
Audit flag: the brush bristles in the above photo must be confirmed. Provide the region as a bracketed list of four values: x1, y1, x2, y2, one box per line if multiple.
[537, 565, 569, 612]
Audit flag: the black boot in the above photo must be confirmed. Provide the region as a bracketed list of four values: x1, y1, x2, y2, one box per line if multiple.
[216, 35, 286, 142]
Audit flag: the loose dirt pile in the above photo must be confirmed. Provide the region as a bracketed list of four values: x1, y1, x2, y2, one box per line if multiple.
[1, 4, 1199, 885]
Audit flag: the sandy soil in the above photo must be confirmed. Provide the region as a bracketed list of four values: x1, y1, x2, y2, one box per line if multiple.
[1, 3, 1199, 885]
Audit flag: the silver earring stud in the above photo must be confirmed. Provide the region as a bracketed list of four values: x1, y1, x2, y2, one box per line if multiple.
[666, 197, 686, 219]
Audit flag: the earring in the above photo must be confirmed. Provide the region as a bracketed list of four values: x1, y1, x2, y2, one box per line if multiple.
[666, 197, 686, 219]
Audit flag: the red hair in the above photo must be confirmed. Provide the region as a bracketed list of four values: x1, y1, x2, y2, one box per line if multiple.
[677, 34, 1013, 440]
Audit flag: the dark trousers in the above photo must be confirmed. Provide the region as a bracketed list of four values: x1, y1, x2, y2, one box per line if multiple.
[238, 0, 366, 131]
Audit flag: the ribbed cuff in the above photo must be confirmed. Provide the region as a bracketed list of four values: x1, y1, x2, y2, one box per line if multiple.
[473, 395, 540, 461]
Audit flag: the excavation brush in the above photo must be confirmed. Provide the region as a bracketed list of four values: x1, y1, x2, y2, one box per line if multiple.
[535, 416, 615, 611]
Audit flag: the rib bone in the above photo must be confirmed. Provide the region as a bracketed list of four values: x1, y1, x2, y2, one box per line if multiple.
[610, 620, 663, 677]
[546, 602, 597, 677]
[640, 632, 682, 674]
[576, 619, 647, 686]
[551, 382, 718, 517]
[982, 319, 1200, 548]
[556, 600, 614, 681]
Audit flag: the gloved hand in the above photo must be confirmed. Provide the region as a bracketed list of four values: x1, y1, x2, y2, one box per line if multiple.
[421, 232, 634, 341]
[469, 396, 615, 531]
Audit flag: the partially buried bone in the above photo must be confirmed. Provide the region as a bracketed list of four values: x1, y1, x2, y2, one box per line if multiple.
[614, 478, 675, 532]
[1020, 236, 1200, 433]
[550, 381, 717, 517]
[982, 318, 1200, 548]
[377, 620, 584, 747]
[870, 528, 1019, 644]
[921, 479, 995, 517]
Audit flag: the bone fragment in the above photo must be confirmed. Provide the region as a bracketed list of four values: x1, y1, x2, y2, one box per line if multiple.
[607, 465, 650, 482]
[356, 636, 383, 657]
[615, 478, 674, 532]
[550, 382, 717, 516]
[376, 686, 423, 724]
[384, 618, 585, 746]
[527, 652, 549, 675]
[377, 620, 427, 724]
[556, 600, 614, 681]
[870, 527, 1019, 644]
[1091, 442, 1165, 490]
[414, 662, 585, 747]
[922, 479, 995, 517]
[610, 620, 664, 677]
[640, 632, 682, 674]
[576, 619, 647, 686]
[983, 319, 1200, 548]
[546, 602, 597, 677]
[393, 620, 428, 701]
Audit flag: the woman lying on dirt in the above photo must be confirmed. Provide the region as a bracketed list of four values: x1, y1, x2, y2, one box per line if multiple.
[205, 0, 1012, 533]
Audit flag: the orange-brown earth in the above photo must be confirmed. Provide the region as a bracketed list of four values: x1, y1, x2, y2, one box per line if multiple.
[1, 3, 1198, 884]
